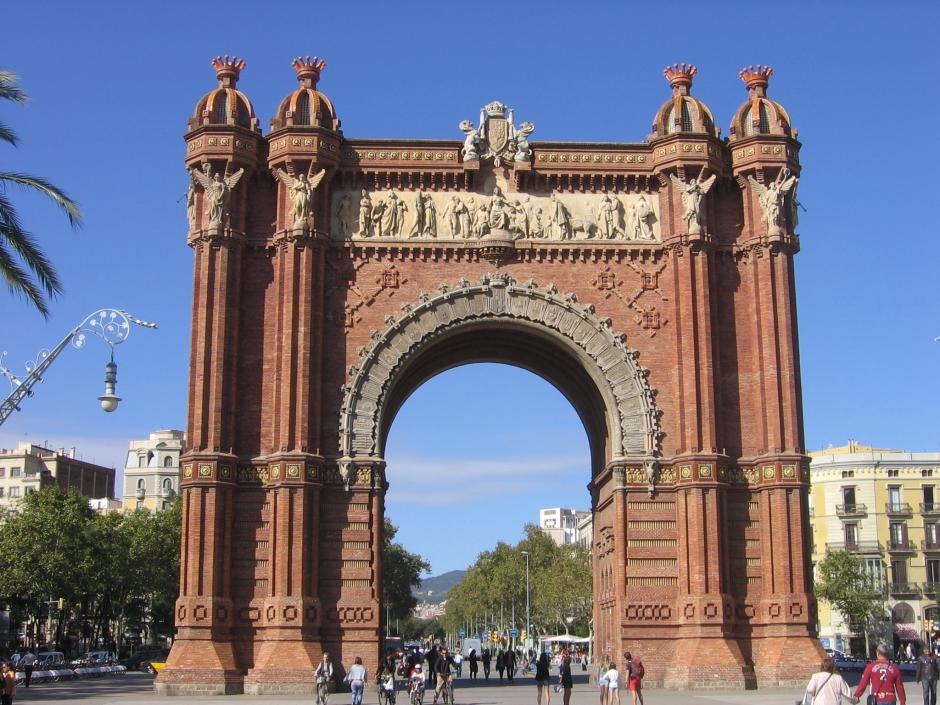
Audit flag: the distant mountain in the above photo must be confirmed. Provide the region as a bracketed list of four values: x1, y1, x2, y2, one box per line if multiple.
[413, 570, 466, 604]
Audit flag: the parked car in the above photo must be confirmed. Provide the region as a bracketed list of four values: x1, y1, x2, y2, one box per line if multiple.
[70, 650, 115, 667]
[35, 651, 67, 669]
[120, 647, 168, 671]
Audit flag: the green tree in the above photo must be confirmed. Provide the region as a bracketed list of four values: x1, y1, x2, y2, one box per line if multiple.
[383, 518, 431, 623]
[815, 549, 886, 657]
[0, 69, 81, 317]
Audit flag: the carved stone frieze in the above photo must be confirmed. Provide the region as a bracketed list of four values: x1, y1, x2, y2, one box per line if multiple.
[333, 188, 661, 243]
[339, 274, 663, 459]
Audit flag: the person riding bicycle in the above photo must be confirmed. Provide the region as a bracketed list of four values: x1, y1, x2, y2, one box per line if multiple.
[433, 647, 455, 704]
[409, 664, 427, 704]
[380, 672, 397, 705]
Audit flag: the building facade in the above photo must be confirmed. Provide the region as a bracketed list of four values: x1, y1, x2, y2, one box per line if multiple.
[539, 507, 591, 546]
[122, 429, 185, 512]
[158, 57, 822, 694]
[0, 442, 115, 509]
[809, 441, 940, 655]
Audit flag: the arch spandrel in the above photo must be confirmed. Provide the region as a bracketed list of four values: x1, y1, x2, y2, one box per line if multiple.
[339, 272, 663, 464]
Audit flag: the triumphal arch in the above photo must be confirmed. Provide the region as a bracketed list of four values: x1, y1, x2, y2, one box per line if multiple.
[156, 57, 824, 694]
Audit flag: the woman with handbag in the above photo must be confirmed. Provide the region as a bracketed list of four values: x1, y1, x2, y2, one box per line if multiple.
[802, 657, 857, 705]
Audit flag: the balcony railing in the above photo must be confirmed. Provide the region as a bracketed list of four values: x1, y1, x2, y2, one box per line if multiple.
[924, 582, 940, 596]
[885, 502, 913, 515]
[826, 541, 883, 554]
[159, 486, 175, 499]
[923, 540, 940, 552]
[836, 503, 867, 517]
[889, 582, 922, 596]
[135, 488, 145, 500]
[888, 539, 916, 552]
[922, 503, 940, 516]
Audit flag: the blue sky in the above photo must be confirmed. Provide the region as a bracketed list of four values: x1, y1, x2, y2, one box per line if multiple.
[2, 2, 938, 573]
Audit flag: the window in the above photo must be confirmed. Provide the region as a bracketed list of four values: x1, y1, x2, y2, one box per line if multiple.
[25, 487, 34, 495]
[137, 478, 145, 492]
[928, 523, 939, 547]
[0, 468, 5, 478]
[891, 560, 908, 585]
[162, 502, 170, 511]
[890, 522, 907, 548]
[138, 456, 145, 468]
[844, 523, 858, 548]
[842, 487, 856, 511]
[295, 92, 311, 125]
[162, 478, 172, 490]
[923, 469, 934, 478]
[9, 487, 19, 498]
[212, 92, 228, 123]
[163, 456, 173, 468]
[928, 560, 940, 585]
[864, 559, 884, 589]
[136, 500, 144, 510]
[841, 470, 855, 478]
[887, 469, 899, 478]
[10, 467, 21, 478]
[926, 486, 936, 509]
[0, 488, 4, 497]
[888, 486, 902, 512]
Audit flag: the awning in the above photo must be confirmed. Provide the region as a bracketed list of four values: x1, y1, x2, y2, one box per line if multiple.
[894, 623, 920, 640]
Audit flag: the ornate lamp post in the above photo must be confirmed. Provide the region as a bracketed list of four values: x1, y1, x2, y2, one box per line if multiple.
[0, 308, 157, 426]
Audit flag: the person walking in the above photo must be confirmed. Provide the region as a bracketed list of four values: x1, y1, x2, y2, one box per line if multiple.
[18, 651, 33, 689]
[426, 645, 439, 690]
[623, 652, 644, 705]
[596, 661, 610, 705]
[468, 649, 478, 680]
[918, 648, 940, 705]
[559, 650, 573, 705]
[604, 661, 622, 705]
[803, 656, 858, 705]
[481, 648, 491, 680]
[454, 650, 463, 678]
[315, 652, 334, 705]
[496, 650, 505, 681]
[505, 648, 517, 683]
[535, 651, 551, 705]
[854, 644, 906, 705]
[345, 657, 368, 705]
[1, 662, 17, 705]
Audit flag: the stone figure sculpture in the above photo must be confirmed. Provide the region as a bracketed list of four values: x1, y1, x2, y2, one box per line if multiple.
[471, 198, 488, 237]
[423, 194, 437, 238]
[456, 199, 471, 238]
[631, 195, 655, 240]
[191, 163, 245, 228]
[357, 189, 372, 237]
[595, 193, 621, 239]
[442, 195, 460, 238]
[380, 192, 404, 237]
[459, 119, 481, 161]
[370, 198, 386, 237]
[186, 181, 197, 229]
[531, 207, 544, 238]
[334, 193, 352, 235]
[511, 198, 529, 238]
[409, 192, 426, 238]
[669, 171, 717, 234]
[272, 168, 328, 229]
[549, 193, 572, 240]
[488, 187, 512, 231]
[748, 170, 798, 236]
[514, 121, 535, 162]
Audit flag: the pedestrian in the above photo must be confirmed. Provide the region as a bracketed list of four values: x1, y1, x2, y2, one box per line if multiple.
[918, 648, 940, 705]
[854, 643, 906, 705]
[535, 651, 551, 705]
[505, 648, 517, 683]
[468, 649, 478, 680]
[344, 656, 368, 705]
[315, 652, 334, 705]
[454, 650, 463, 677]
[496, 649, 505, 681]
[596, 661, 610, 705]
[604, 661, 621, 705]
[803, 656, 857, 705]
[623, 652, 644, 705]
[0, 662, 15, 705]
[427, 645, 439, 689]
[559, 650, 573, 705]
[18, 651, 33, 690]
[482, 648, 491, 680]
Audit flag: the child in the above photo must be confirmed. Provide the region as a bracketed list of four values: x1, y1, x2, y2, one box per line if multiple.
[604, 662, 621, 705]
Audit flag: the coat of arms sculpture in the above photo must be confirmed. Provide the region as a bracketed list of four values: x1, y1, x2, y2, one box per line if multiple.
[459, 101, 534, 166]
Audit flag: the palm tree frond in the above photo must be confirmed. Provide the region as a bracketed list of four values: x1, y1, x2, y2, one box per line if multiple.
[0, 239, 50, 318]
[0, 70, 28, 104]
[0, 172, 82, 227]
[0, 121, 18, 147]
[0, 208, 64, 301]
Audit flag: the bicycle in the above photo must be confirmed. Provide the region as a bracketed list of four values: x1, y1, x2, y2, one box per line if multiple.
[440, 676, 453, 705]
[409, 680, 425, 705]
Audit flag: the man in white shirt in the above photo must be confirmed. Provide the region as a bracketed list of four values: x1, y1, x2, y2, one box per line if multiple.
[20, 651, 36, 688]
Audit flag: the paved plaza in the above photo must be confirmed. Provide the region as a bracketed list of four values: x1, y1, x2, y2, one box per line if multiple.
[7, 672, 931, 705]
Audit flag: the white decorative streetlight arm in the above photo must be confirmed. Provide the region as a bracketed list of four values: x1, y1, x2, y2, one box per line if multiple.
[0, 308, 157, 426]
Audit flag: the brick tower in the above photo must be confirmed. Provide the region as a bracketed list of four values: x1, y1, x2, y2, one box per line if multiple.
[156, 58, 825, 695]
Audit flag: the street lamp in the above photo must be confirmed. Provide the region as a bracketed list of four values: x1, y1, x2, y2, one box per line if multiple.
[521, 550, 530, 651]
[0, 308, 157, 426]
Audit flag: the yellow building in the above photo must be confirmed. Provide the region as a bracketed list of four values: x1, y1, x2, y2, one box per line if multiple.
[810, 440, 940, 655]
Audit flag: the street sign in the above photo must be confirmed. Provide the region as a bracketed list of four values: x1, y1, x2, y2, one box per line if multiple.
[458, 630, 466, 638]
[510, 629, 519, 638]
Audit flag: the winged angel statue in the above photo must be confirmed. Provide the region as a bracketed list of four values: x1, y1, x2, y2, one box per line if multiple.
[669, 172, 717, 235]
[273, 168, 328, 229]
[190, 164, 245, 229]
[747, 170, 798, 236]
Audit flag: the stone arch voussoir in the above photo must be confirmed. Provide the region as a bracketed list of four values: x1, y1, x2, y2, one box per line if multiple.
[339, 272, 663, 462]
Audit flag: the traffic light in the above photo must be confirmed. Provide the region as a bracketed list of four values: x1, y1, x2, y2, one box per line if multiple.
[57, 598, 64, 609]
[521, 629, 527, 641]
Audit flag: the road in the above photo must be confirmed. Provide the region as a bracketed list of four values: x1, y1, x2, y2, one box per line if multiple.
[7, 671, 929, 704]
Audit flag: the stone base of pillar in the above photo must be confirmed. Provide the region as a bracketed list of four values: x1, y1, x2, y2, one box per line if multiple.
[751, 634, 827, 687]
[243, 639, 321, 695]
[154, 639, 243, 695]
[661, 636, 757, 689]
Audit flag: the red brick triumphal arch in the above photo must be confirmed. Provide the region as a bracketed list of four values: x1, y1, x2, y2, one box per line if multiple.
[156, 57, 825, 695]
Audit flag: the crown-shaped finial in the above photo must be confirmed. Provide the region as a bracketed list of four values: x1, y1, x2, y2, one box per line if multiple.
[739, 65, 773, 93]
[663, 63, 697, 94]
[212, 55, 246, 88]
[293, 56, 326, 88]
